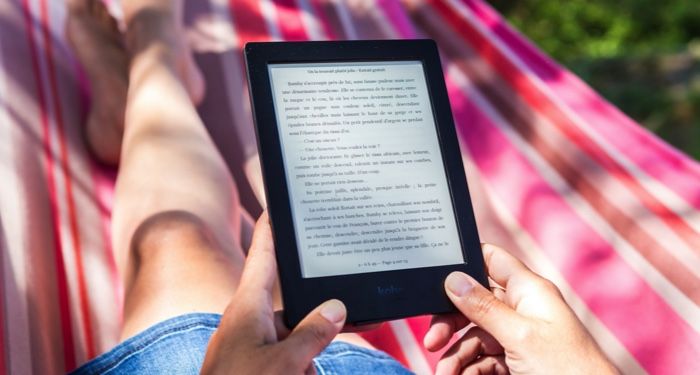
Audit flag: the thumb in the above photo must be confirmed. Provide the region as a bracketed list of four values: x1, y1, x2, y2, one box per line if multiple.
[444, 272, 527, 347]
[279, 299, 346, 369]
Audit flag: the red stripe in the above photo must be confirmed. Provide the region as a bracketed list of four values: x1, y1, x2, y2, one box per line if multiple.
[40, 0, 96, 362]
[431, 0, 700, 251]
[274, 0, 309, 40]
[405, 317, 445, 370]
[228, 0, 270, 44]
[359, 323, 410, 368]
[21, 0, 76, 370]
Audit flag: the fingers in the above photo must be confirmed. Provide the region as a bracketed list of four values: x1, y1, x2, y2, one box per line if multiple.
[423, 313, 470, 352]
[481, 244, 537, 288]
[444, 271, 527, 347]
[239, 211, 276, 295]
[280, 299, 346, 368]
[461, 355, 508, 375]
[482, 244, 566, 321]
[435, 326, 503, 375]
[222, 212, 278, 344]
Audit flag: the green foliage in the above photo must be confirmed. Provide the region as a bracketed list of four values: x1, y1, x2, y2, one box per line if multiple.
[490, 0, 700, 159]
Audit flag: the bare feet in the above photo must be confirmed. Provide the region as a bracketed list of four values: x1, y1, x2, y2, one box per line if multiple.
[67, 0, 206, 165]
[67, 0, 127, 165]
[122, 0, 206, 104]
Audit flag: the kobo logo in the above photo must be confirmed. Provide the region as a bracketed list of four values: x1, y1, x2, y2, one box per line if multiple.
[377, 285, 404, 296]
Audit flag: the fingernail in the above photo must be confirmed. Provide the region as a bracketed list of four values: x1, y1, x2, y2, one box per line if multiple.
[445, 272, 474, 297]
[320, 299, 346, 324]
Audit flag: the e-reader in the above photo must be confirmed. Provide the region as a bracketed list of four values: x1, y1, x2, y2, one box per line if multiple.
[244, 39, 487, 328]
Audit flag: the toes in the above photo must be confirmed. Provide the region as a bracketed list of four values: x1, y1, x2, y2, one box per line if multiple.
[66, 0, 128, 166]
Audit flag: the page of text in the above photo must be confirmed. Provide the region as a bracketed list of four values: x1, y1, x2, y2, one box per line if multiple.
[269, 61, 464, 278]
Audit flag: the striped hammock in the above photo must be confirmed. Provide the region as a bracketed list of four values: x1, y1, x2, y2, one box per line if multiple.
[1, 0, 699, 373]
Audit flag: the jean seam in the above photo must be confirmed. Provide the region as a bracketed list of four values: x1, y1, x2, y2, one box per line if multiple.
[320, 347, 393, 360]
[312, 358, 326, 375]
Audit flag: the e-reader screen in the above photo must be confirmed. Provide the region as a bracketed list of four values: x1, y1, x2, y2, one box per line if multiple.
[268, 61, 465, 278]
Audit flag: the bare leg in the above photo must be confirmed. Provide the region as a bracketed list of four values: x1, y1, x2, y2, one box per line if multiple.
[68, 0, 374, 349]
[66, 0, 255, 340]
[112, 2, 241, 340]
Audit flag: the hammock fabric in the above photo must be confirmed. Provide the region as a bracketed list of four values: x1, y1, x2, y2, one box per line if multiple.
[1, 0, 699, 373]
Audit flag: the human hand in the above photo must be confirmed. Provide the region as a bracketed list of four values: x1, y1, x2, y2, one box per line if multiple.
[423, 244, 618, 375]
[201, 212, 346, 374]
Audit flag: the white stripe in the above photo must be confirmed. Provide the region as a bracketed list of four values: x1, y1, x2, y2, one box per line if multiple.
[443, 0, 700, 235]
[295, 0, 327, 40]
[388, 320, 432, 374]
[259, 0, 282, 41]
[478, 169, 647, 374]
[447, 64, 700, 333]
[330, 0, 358, 39]
[0, 18, 33, 375]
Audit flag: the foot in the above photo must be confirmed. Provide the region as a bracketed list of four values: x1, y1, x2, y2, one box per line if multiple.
[122, 0, 206, 105]
[67, 0, 127, 165]
[67, 0, 206, 166]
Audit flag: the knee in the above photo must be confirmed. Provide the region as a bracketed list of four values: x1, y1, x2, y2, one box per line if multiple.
[129, 210, 218, 265]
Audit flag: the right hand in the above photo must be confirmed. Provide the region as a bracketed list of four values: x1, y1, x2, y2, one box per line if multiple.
[423, 244, 618, 375]
[201, 212, 345, 374]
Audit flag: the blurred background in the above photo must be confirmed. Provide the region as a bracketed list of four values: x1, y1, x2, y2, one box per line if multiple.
[490, 0, 700, 160]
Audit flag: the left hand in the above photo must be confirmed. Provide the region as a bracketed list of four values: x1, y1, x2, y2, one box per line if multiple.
[423, 244, 616, 375]
[201, 212, 346, 374]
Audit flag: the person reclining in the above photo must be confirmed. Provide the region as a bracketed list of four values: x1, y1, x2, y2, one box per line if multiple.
[67, 0, 617, 373]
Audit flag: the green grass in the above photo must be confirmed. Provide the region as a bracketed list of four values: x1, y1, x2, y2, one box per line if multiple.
[490, 0, 700, 160]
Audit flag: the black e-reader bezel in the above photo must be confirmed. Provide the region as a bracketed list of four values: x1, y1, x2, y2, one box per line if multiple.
[245, 39, 487, 328]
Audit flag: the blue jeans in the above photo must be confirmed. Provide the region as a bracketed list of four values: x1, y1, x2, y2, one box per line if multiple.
[71, 313, 414, 374]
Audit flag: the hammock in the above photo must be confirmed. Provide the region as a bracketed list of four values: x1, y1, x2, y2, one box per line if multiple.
[1, 0, 699, 373]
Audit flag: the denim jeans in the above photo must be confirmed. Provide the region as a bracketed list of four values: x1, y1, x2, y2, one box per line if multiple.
[71, 313, 414, 374]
